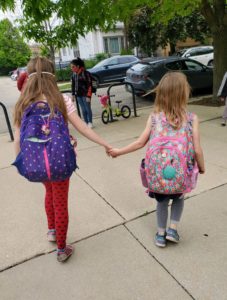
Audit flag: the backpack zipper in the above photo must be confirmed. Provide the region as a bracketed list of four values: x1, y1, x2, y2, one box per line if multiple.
[43, 146, 51, 180]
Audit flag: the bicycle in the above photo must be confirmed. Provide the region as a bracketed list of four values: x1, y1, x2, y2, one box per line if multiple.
[98, 94, 131, 124]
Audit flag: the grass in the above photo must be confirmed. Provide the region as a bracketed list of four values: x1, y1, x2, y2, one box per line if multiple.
[58, 82, 71, 91]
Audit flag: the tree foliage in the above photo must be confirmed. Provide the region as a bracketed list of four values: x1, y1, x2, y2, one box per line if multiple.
[1, 0, 226, 98]
[128, 7, 211, 57]
[0, 18, 31, 74]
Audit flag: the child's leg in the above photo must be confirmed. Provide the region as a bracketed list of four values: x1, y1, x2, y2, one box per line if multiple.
[77, 96, 88, 123]
[169, 195, 184, 230]
[52, 179, 70, 250]
[86, 100, 93, 124]
[156, 197, 170, 234]
[43, 182, 55, 230]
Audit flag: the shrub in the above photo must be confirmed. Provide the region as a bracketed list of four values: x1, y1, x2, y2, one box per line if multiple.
[55, 67, 72, 81]
[120, 48, 134, 55]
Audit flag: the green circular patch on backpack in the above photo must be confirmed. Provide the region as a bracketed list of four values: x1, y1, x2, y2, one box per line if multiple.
[163, 166, 176, 179]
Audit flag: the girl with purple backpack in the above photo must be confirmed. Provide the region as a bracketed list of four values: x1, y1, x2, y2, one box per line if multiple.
[13, 57, 111, 262]
[109, 72, 205, 248]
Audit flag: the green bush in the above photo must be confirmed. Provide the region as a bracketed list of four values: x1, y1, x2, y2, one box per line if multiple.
[120, 48, 134, 55]
[84, 53, 109, 69]
[56, 67, 72, 81]
[84, 59, 97, 69]
[95, 53, 108, 61]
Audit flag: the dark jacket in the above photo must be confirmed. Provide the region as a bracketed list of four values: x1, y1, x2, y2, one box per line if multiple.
[71, 68, 92, 98]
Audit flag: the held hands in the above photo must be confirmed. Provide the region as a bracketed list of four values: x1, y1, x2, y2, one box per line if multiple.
[108, 148, 121, 158]
[103, 144, 121, 158]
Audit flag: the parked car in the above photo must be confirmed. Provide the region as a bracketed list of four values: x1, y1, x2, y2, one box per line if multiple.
[87, 55, 140, 85]
[10, 67, 27, 81]
[175, 46, 214, 66]
[125, 56, 213, 96]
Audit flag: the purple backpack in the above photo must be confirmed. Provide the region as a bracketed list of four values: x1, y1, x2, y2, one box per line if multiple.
[12, 101, 77, 182]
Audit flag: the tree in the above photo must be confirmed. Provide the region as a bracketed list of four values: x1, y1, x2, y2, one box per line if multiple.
[131, 0, 227, 100]
[128, 7, 211, 57]
[0, 18, 31, 74]
[128, 7, 162, 57]
[1, 0, 226, 99]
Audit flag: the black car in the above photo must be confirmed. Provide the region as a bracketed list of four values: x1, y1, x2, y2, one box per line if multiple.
[87, 55, 140, 85]
[125, 57, 213, 96]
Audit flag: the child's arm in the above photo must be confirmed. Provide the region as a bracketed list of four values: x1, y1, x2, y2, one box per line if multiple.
[192, 114, 205, 174]
[68, 112, 111, 151]
[109, 116, 151, 157]
[14, 126, 21, 156]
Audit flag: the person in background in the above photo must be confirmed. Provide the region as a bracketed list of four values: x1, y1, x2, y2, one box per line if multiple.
[71, 57, 94, 128]
[217, 72, 227, 126]
[17, 70, 28, 92]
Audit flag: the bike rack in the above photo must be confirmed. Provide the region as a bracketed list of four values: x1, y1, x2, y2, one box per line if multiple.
[107, 82, 138, 122]
[0, 102, 14, 141]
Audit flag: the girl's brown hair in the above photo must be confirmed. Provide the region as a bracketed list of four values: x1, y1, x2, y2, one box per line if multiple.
[153, 71, 191, 129]
[14, 56, 67, 126]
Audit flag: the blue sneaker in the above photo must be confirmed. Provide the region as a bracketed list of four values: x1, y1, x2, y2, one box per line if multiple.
[155, 233, 166, 247]
[166, 228, 180, 243]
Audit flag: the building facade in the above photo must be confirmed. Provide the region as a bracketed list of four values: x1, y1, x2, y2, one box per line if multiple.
[56, 23, 125, 62]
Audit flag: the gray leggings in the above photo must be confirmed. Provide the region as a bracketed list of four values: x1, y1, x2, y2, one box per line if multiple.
[156, 195, 184, 230]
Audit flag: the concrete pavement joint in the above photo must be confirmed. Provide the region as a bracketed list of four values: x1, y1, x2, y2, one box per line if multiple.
[76, 173, 126, 221]
[123, 224, 196, 300]
[1, 183, 226, 274]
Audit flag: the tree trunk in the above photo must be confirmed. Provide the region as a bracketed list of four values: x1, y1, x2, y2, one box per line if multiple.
[123, 20, 129, 51]
[212, 27, 227, 100]
[169, 42, 176, 55]
[49, 45, 56, 63]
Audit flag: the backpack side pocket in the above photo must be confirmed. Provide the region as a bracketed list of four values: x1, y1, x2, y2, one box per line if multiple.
[140, 158, 148, 188]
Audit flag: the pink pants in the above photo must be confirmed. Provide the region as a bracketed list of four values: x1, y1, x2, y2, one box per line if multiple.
[43, 179, 70, 249]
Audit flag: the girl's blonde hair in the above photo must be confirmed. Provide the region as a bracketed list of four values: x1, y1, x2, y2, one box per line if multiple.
[153, 71, 191, 129]
[14, 56, 67, 126]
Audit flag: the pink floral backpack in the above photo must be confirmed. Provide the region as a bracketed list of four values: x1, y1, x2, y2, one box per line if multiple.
[141, 112, 198, 194]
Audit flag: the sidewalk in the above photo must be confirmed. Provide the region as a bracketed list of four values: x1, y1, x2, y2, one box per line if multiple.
[0, 104, 227, 300]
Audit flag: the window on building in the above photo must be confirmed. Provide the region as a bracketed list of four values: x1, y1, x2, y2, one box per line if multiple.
[103, 36, 123, 55]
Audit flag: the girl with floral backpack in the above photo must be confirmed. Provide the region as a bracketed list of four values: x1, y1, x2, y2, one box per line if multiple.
[109, 72, 205, 248]
[13, 57, 111, 262]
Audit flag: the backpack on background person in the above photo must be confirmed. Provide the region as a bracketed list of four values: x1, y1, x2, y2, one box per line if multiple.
[12, 101, 77, 182]
[140, 112, 198, 194]
[86, 71, 97, 94]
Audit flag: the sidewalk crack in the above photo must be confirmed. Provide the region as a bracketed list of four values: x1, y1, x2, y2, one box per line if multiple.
[124, 225, 196, 300]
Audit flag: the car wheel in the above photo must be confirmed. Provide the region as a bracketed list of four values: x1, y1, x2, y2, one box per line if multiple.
[208, 60, 214, 67]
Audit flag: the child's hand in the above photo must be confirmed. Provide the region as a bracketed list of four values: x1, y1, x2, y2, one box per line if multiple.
[220, 97, 225, 102]
[108, 148, 120, 158]
[199, 168, 205, 174]
[104, 145, 112, 156]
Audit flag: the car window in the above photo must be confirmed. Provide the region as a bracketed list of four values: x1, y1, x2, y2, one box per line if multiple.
[199, 47, 213, 55]
[128, 56, 138, 63]
[107, 57, 118, 65]
[187, 49, 200, 57]
[184, 60, 203, 71]
[118, 57, 130, 64]
[165, 60, 185, 70]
